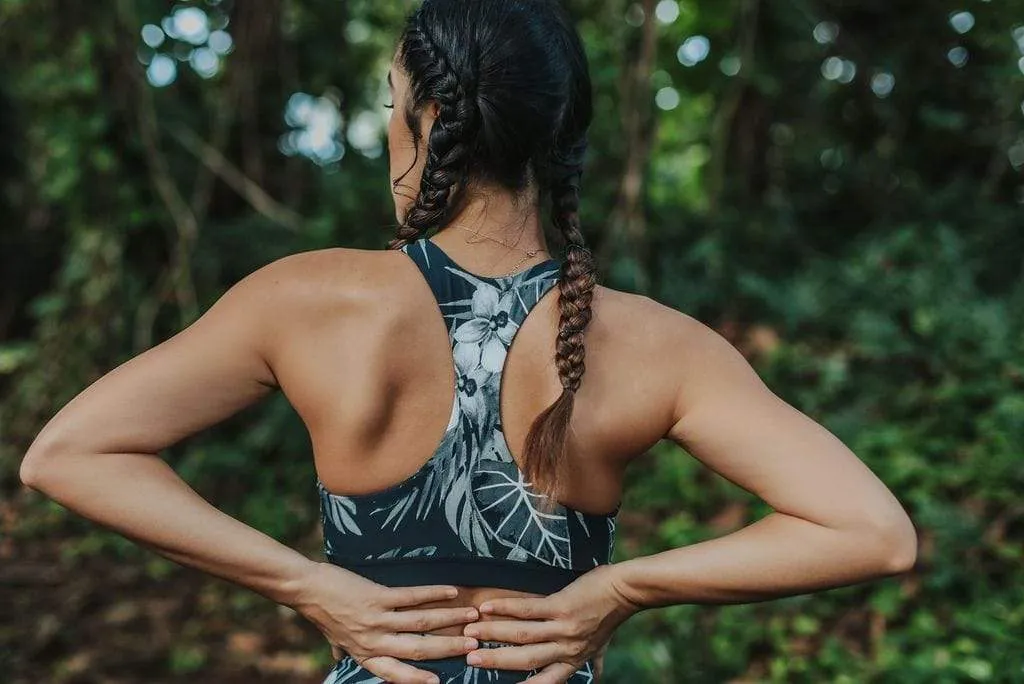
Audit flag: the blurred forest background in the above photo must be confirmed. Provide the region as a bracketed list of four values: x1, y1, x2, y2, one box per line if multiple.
[2, 0, 1023, 682]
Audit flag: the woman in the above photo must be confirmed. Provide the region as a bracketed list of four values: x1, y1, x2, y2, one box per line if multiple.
[19, 1, 917, 683]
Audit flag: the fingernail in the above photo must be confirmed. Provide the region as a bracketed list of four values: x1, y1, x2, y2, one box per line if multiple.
[467, 652, 482, 666]
[465, 608, 479, 620]
[446, 588, 459, 598]
[479, 602, 493, 613]
[464, 638, 478, 650]
[426, 677, 440, 684]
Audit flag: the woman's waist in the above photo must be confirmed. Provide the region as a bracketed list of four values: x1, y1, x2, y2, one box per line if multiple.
[325, 552, 595, 595]
[396, 584, 543, 637]
[332, 634, 598, 682]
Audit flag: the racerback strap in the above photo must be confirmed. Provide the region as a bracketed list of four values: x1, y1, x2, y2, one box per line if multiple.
[399, 238, 563, 355]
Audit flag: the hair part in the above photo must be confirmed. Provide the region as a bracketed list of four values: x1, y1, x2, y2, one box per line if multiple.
[387, 0, 596, 504]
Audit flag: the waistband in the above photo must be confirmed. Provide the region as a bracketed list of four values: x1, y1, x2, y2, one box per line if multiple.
[327, 554, 591, 594]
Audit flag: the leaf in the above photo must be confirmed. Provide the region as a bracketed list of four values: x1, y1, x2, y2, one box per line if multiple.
[472, 458, 571, 568]
[320, 489, 362, 536]
[368, 546, 437, 560]
[324, 657, 384, 683]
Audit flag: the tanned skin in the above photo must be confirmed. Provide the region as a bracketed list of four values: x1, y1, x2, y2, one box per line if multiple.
[20, 56, 916, 684]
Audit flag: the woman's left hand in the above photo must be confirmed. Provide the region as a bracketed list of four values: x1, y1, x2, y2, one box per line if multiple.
[461, 564, 642, 683]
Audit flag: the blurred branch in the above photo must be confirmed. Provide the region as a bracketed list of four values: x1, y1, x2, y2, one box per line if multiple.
[708, 0, 761, 210]
[135, 91, 200, 327]
[188, 76, 238, 227]
[606, 0, 658, 292]
[980, 90, 1024, 200]
[234, 0, 283, 186]
[116, 0, 199, 330]
[168, 124, 304, 232]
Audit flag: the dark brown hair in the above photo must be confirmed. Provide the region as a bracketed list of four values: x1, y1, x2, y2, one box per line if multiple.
[386, 0, 596, 503]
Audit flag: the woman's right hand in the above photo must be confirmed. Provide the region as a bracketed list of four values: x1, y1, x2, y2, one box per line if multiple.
[290, 561, 480, 684]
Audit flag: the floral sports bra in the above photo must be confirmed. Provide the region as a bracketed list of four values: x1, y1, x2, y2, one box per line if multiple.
[316, 238, 618, 594]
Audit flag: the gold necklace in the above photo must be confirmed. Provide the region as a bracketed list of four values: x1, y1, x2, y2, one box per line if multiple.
[455, 223, 544, 277]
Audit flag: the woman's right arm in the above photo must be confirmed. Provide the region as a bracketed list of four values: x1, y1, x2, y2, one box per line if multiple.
[19, 252, 478, 684]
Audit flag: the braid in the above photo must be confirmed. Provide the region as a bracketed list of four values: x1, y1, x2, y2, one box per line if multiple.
[389, 0, 596, 508]
[521, 137, 595, 504]
[387, 14, 479, 250]
[549, 138, 594, 395]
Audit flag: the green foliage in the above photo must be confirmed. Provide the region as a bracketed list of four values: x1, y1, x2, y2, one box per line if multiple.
[2, 0, 1021, 681]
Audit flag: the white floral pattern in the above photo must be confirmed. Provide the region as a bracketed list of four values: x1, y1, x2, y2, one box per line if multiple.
[453, 284, 519, 373]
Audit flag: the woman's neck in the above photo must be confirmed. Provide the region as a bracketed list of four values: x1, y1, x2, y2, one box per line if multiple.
[429, 190, 551, 275]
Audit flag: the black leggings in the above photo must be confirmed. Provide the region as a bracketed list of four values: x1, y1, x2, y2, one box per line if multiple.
[322, 640, 596, 683]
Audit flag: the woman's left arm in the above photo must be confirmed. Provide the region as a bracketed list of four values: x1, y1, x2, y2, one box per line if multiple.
[610, 315, 918, 607]
[463, 310, 917, 681]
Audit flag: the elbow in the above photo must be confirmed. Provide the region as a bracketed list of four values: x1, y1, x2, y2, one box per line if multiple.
[19, 451, 47, 490]
[20, 446, 56, 491]
[19, 430, 67, 492]
[873, 511, 918, 575]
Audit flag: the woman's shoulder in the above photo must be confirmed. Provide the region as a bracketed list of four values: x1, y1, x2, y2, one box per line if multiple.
[590, 285, 739, 369]
[591, 285, 765, 427]
[239, 246, 409, 309]
[592, 285, 708, 340]
[202, 247, 420, 352]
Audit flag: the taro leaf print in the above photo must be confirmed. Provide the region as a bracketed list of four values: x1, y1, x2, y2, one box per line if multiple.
[322, 657, 383, 684]
[320, 488, 362, 536]
[443, 667, 500, 684]
[369, 545, 438, 559]
[371, 490, 416, 532]
[607, 516, 617, 560]
[364, 399, 459, 532]
[444, 462, 493, 554]
[575, 510, 591, 537]
[472, 458, 571, 568]
[572, 661, 596, 683]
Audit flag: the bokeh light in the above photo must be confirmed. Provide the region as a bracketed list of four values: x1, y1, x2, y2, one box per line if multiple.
[140, 6, 232, 85]
[1008, 140, 1024, 169]
[346, 20, 371, 44]
[949, 11, 975, 35]
[168, 7, 210, 46]
[821, 56, 842, 80]
[280, 92, 345, 166]
[719, 55, 741, 76]
[625, 3, 645, 27]
[947, 46, 969, 67]
[871, 71, 896, 98]
[146, 54, 177, 88]
[677, 36, 710, 67]
[655, 0, 680, 25]
[208, 30, 233, 55]
[838, 59, 857, 84]
[347, 110, 386, 159]
[655, 86, 680, 111]
[141, 24, 165, 49]
[189, 47, 219, 79]
[813, 22, 839, 45]
[821, 56, 856, 83]
[820, 147, 844, 170]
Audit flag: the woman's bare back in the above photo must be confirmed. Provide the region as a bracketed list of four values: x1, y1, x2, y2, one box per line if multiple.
[278, 245, 675, 516]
